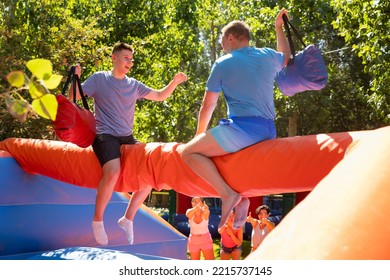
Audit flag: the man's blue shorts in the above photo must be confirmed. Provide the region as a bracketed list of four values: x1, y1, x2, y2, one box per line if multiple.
[210, 116, 276, 153]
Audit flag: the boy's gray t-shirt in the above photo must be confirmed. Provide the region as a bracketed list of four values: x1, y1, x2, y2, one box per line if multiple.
[82, 71, 152, 136]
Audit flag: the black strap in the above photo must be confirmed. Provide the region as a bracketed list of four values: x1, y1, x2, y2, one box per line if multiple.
[61, 66, 90, 111]
[72, 73, 90, 110]
[61, 66, 74, 96]
[282, 14, 307, 64]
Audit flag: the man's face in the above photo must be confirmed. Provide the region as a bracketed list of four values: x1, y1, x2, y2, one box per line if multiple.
[221, 33, 232, 53]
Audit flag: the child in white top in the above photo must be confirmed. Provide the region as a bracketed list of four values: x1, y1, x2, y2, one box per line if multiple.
[246, 204, 275, 252]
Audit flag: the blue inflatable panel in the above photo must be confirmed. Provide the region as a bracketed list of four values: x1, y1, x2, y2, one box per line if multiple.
[0, 157, 187, 260]
[2, 247, 171, 260]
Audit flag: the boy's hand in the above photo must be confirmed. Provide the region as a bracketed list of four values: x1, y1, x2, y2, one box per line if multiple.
[74, 64, 82, 77]
[173, 72, 187, 85]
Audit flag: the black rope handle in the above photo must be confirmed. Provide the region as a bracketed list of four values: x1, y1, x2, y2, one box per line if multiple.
[61, 66, 74, 96]
[282, 14, 307, 64]
[72, 73, 90, 111]
[61, 66, 90, 111]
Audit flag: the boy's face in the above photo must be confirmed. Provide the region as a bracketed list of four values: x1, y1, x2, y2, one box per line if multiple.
[191, 198, 202, 206]
[112, 49, 134, 74]
[258, 209, 269, 220]
[227, 211, 235, 224]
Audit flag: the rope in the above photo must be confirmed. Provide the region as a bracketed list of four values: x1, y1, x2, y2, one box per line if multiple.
[323, 47, 350, 55]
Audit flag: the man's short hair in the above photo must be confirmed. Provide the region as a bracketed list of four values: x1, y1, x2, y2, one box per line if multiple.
[222, 20, 250, 41]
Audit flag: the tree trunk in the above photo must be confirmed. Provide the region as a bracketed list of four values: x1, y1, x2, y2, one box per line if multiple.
[288, 111, 298, 137]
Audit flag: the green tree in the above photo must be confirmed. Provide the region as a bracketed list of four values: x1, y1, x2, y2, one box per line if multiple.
[0, 0, 110, 140]
[1, 0, 389, 142]
[330, 0, 389, 126]
[272, 0, 389, 136]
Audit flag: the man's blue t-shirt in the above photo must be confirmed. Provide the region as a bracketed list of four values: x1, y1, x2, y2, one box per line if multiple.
[206, 47, 284, 120]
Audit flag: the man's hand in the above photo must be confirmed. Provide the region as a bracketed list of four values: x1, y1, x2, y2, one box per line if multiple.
[275, 8, 289, 28]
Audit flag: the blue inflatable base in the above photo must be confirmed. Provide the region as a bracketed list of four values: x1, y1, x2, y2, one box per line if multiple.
[0, 157, 187, 260]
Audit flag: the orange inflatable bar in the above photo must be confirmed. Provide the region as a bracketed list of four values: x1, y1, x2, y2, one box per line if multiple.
[0, 128, 374, 197]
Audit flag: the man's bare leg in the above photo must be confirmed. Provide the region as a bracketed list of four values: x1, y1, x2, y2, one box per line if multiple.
[180, 132, 241, 229]
[233, 197, 250, 229]
[118, 186, 153, 244]
[92, 159, 121, 245]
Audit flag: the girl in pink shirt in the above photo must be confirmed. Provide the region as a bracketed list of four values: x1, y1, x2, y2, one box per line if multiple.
[218, 211, 243, 260]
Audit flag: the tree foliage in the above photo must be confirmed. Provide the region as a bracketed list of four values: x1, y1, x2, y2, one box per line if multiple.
[330, 0, 390, 127]
[1, 0, 388, 142]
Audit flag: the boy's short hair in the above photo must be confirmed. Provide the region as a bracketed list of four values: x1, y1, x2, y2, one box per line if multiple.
[255, 204, 271, 215]
[112, 42, 134, 55]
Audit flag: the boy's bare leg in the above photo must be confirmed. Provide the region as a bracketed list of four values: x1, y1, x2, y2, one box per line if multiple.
[92, 159, 121, 245]
[118, 186, 153, 244]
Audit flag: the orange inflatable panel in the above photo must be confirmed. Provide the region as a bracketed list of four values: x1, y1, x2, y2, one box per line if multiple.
[0, 129, 372, 197]
[246, 125, 390, 259]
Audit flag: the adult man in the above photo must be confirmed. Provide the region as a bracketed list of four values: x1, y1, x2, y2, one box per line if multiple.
[180, 9, 291, 230]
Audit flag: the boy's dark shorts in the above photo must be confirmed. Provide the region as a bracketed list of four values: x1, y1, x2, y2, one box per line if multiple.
[92, 134, 140, 166]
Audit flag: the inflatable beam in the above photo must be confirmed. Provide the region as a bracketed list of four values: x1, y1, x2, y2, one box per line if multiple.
[0, 129, 375, 197]
[246, 125, 390, 259]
